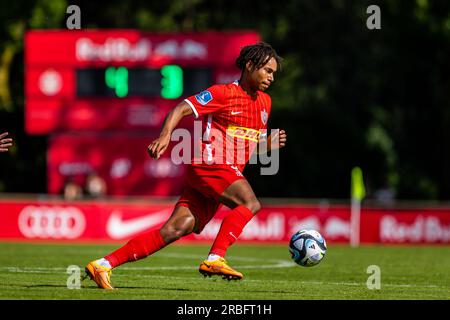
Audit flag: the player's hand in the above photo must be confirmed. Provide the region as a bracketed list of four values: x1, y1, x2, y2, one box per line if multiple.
[0, 132, 13, 152]
[278, 129, 287, 148]
[147, 133, 171, 159]
[270, 129, 287, 150]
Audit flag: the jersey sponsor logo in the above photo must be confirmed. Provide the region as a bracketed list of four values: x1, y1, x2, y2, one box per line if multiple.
[231, 110, 242, 115]
[227, 125, 261, 142]
[195, 90, 213, 105]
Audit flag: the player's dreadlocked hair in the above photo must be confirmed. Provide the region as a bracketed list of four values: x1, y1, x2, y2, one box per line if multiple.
[235, 42, 282, 72]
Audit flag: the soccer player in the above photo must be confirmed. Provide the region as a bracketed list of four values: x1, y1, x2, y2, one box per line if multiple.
[85, 42, 286, 289]
[0, 132, 13, 152]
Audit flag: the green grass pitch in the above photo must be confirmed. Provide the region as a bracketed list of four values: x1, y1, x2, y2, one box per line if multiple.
[0, 242, 448, 300]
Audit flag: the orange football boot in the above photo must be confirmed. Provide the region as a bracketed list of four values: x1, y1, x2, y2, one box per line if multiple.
[199, 257, 243, 281]
[84, 261, 115, 289]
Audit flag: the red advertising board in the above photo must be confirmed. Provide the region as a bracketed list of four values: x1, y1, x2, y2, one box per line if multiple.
[1, 200, 449, 244]
[25, 30, 260, 134]
[25, 30, 260, 66]
[47, 133, 188, 196]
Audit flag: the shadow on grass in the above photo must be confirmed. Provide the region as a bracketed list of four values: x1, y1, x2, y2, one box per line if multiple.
[24, 284, 194, 291]
[25, 284, 68, 289]
[24, 282, 296, 294]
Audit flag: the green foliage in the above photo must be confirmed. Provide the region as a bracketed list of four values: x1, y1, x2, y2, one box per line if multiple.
[0, 0, 449, 200]
[29, 0, 67, 28]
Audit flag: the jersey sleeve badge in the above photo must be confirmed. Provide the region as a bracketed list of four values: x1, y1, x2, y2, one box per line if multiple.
[195, 90, 213, 105]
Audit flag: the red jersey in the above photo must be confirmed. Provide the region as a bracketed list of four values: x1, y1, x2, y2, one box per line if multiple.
[184, 81, 271, 172]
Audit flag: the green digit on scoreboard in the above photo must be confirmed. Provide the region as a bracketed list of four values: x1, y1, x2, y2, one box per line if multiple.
[161, 65, 183, 99]
[105, 66, 128, 98]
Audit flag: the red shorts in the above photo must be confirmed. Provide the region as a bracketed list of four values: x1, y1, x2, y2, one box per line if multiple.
[176, 163, 245, 233]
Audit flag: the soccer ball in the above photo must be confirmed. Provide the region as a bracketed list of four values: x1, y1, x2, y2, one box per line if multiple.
[289, 229, 327, 267]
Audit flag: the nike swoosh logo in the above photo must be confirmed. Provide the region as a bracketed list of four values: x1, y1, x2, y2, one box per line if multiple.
[230, 165, 240, 172]
[231, 111, 242, 115]
[106, 210, 170, 239]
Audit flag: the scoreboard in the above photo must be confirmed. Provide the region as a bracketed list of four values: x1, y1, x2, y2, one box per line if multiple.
[27, 30, 261, 196]
[76, 66, 212, 99]
[25, 30, 260, 134]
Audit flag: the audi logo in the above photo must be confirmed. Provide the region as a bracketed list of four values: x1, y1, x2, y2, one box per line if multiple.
[18, 206, 86, 239]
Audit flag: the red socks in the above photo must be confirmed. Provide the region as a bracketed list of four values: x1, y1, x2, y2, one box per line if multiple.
[104, 206, 254, 268]
[105, 229, 166, 268]
[209, 205, 254, 257]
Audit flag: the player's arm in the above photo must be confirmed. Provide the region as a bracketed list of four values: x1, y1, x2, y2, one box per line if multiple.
[147, 101, 193, 159]
[0, 132, 13, 152]
[256, 129, 287, 154]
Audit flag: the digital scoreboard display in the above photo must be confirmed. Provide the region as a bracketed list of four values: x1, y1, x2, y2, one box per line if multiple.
[76, 67, 212, 99]
[25, 30, 260, 134]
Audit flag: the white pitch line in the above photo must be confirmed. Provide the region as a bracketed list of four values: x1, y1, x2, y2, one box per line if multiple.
[154, 252, 288, 263]
[0, 267, 445, 290]
[0, 252, 296, 273]
[0, 253, 296, 274]
[0, 260, 296, 273]
[0, 266, 447, 289]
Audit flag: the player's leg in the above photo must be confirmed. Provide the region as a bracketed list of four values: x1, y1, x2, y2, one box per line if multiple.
[200, 179, 261, 280]
[159, 205, 197, 244]
[218, 178, 261, 213]
[104, 205, 196, 265]
[210, 178, 260, 257]
[85, 206, 196, 289]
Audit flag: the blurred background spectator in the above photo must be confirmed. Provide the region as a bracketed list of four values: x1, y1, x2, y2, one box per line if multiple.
[373, 185, 396, 206]
[63, 177, 83, 201]
[84, 172, 107, 199]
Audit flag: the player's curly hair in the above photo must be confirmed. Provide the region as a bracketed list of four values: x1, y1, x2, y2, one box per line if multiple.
[235, 42, 282, 72]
